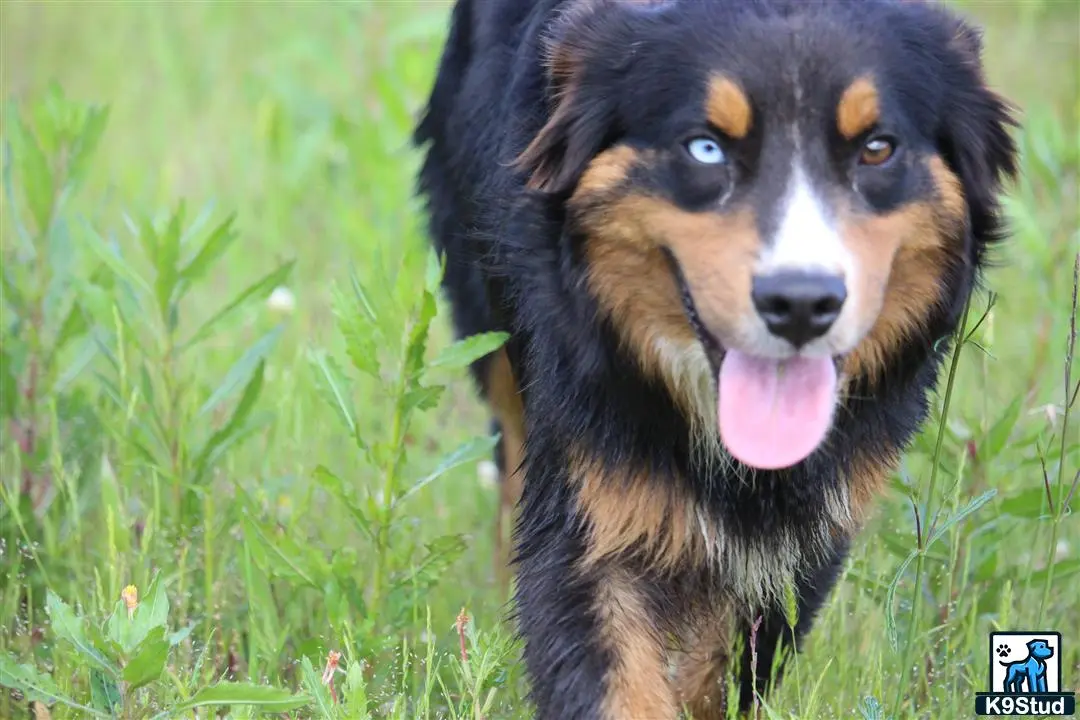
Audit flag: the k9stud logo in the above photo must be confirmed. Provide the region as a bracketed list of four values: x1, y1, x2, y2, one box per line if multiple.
[975, 632, 1076, 716]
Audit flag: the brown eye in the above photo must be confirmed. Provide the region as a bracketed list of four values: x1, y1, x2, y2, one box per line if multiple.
[860, 136, 895, 166]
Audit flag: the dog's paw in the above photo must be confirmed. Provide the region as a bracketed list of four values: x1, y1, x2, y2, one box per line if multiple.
[996, 644, 1011, 658]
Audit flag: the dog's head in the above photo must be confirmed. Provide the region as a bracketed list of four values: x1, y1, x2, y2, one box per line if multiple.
[1027, 640, 1054, 660]
[517, 0, 1018, 470]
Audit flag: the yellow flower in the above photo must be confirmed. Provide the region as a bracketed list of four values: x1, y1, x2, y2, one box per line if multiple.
[121, 584, 138, 618]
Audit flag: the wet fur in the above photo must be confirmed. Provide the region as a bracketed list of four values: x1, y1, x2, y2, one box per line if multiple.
[413, 0, 1017, 717]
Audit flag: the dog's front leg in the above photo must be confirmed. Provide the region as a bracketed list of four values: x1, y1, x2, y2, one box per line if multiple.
[514, 523, 678, 720]
[1027, 667, 1042, 694]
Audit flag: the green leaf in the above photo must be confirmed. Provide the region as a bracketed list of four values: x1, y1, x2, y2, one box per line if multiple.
[877, 530, 926, 561]
[1026, 559, 1080, 586]
[46, 591, 118, 677]
[188, 628, 216, 692]
[168, 625, 193, 647]
[427, 332, 508, 372]
[1, 244, 28, 311]
[194, 356, 270, 483]
[2, 133, 33, 251]
[11, 110, 55, 232]
[240, 536, 277, 669]
[133, 574, 170, 640]
[425, 247, 445, 295]
[104, 603, 132, 653]
[884, 548, 919, 652]
[90, 668, 122, 714]
[194, 414, 271, 484]
[0, 343, 18, 420]
[53, 298, 91, 352]
[67, 104, 109, 188]
[395, 434, 499, 509]
[52, 336, 97, 395]
[35, 83, 64, 155]
[999, 487, 1052, 519]
[982, 395, 1024, 460]
[0, 655, 109, 717]
[365, 244, 404, 340]
[312, 465, 374, 542]
[348, 267, 380, 326]
[885, 490, 998, 649]
[82, 225, 153, 298]
[925, 490, 997, 547]
[400, 384, 444, 417]
[299, 656, 335, 718]
[371, 69, 412, 135]
[107, 574, 170, 654]
[333, 286, 380, 379]
[389, 534, 468, 608]
[168, 682, 310, 714]
[199, 325, 282, 417]
[122, 628, 170, 690]
[153, 203, 184, 324]
[310, 350, 356, 438]
[344, 660, 371, 719]
[134, 213, 159, 270]
[240, 514, 319, 587]
[181, 259, 295, 349]
[178, 213, 238, 286]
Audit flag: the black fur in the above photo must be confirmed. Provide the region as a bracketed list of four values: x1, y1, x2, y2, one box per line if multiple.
[413, 1, 1017, 717]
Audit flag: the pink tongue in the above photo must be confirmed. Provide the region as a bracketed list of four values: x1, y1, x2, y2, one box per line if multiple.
[718, 350, 838, 470]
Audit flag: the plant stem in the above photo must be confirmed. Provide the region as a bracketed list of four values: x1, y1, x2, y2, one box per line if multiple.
[892, 298, 971, 717]
[1037, 252, 1078, 625]
[370, 351, 409, 610]
[19, 148, 66, 504]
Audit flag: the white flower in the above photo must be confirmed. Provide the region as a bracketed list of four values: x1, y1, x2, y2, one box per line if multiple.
[477, 460, 499, 488]
[267, 286, 296, 314]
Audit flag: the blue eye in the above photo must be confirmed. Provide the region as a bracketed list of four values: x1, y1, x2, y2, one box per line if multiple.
[686, 136, 726, 165]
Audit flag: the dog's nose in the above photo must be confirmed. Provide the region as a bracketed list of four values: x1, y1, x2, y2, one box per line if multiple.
[751, 271, 847, 348]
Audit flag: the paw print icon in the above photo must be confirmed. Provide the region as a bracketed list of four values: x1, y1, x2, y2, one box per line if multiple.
[995, 643, 1011, 659]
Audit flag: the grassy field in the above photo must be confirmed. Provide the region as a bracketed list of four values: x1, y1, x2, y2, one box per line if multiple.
[1, 1, 1077, 718]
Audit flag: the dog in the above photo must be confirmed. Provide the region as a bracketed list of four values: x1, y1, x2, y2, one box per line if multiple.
[1002, 640, 1054, 694]
[413, 0, 1018, 717]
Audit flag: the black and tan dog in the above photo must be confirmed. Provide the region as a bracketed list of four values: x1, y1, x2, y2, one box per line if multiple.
[413, 0, 1018, 717]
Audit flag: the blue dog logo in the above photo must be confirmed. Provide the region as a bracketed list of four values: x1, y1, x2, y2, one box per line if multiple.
[1000, 639, 1055, 694]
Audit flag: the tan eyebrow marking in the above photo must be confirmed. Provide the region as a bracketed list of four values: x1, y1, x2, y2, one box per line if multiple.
[706, 75, 752, 139]
[837, 76, 880, 139]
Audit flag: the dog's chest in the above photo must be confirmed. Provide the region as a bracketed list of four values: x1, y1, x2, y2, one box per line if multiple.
[688, 482, 853, 606]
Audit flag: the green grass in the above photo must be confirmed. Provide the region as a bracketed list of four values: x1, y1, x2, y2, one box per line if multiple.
[1, 1, 1077, 718]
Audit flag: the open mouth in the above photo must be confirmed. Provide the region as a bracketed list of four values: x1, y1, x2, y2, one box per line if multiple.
[663, 250, 843, 471]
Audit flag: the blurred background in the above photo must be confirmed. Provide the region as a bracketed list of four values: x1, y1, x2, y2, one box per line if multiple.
[1, 1, 1077, 718]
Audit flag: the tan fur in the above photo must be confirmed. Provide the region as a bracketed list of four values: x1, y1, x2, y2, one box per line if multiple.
[673, 607, 736, 719]
[842, 156, 966, 381]
[519, 97, 577, 191]
[487, 349, 526, 588]
[520, 0, 675, 190]
[574, 144, 640, 195]
[518, 11, 588, 191]
[594, 570, 679, 719]
[848, 450, 900, 524]
[572, 156, 761, 441]
[836, 76, 880, 140]
[575, 457, 705, 572]
[707, 75, 753, 139]
[571, 451, 852, 605]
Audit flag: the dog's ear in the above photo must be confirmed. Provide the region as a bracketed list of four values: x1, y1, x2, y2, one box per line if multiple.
[935, 14, 1019, 246]
[516, 1, 664, 194]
